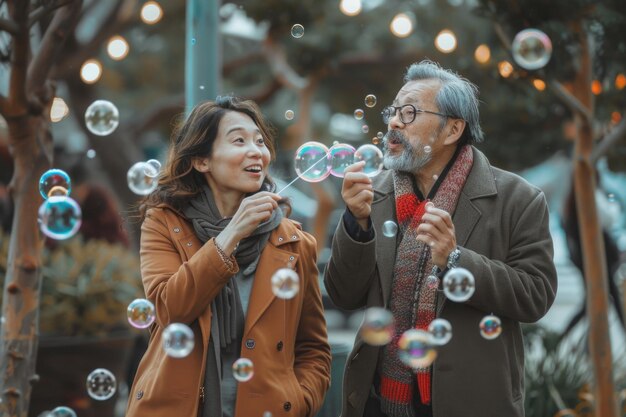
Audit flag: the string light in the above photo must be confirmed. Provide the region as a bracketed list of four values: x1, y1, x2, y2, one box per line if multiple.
[390, 13, 413, 38]
[50, 98, 69, 123]
[474, 44, 491, 64]
[498, 61, 514, 78]
[532, 79, 546, 91]
[614, 74, 625, 90]
[435, 30, 457, 53]
[141, 1, 163, 24]
[80, 59, 102, 84]
[591, 80, 602, 95]
[339, 0, 362, 16]
[107, 36, 130, 61]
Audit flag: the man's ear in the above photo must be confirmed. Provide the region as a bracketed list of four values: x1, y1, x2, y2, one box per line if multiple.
[443, 119, 466, 146]
[192, 157, 211, 173]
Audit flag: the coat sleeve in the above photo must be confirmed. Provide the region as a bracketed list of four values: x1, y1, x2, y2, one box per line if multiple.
[458, 191, 558, 323]
[323, 212, 378, 310]
[140, 210, 239, 327]
[293, 232, 332, 417]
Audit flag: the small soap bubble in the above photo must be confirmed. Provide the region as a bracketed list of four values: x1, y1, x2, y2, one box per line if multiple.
[162, 323, 195, 358]
[127, 298, 156, 329]
[425, 274, 439, 290]
[397, 329, 438, 369]
[432, 174, 439, 181]
[191, 37, 196, 45]
[479, 314, 502, 340]
[294, 141, 331, 183]
[127, 161, 159, 195]
[428, 318, 452, 346]
[354, 109, 365, 120]
[39, 169, 71, 200]
[443, 268, 475, 302]
[232, 358, 254, 382]
[377, 132, 384, 139]
[145, 159, 162, 178]
[362, 125, 369, 134]
[271, 268, 300, 299]
[86, 149, 97, 159]
[511, 29, 552, 70]
[382, 220, 398, 237]
[285, 109, 295, 120]
[85, 100, 120, 136]
[365, 94, 377, 108]
[372, 137, 381, 145]
[607, 193, 616, 202]
[291, 24, 304, 38]
[360, 307, 394, 346]
[263, 412, 273, 417]
[38, 196, 82, 240]
[354, 144, 384, 177]
[86, 368, 117, 401]
[424, 145, 432, 153]
[328, 143, 356, 178]
[199, 85, 205, 90]
[49, 406, 77, 417]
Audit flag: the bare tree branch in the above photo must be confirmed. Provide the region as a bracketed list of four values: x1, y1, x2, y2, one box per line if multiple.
[549, 81, 593, 123]
[0, 17, 19, 34]
[592, 116, 626, 164]
[28, 0, 74, 28]
[27, 0, 82, 100]
[7, 0, 29, 112]
[262, 38, 309, 90]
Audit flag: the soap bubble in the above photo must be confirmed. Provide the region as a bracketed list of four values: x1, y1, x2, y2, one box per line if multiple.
[291, 24, 304, 38]
[362, 125, 369, 134]
[372, 136, 381, 145]
[271, 268, 300, 299]
[86, 149, 97, 159]
[511, 29, 552, 70]
[85, 100, 120, 136]
[428, 318, 452, 346]
[232, 358, 254, 382]
[354, 144, 383, 177]
[86, 368, 117, 401]
[365, 94, 377, 108]
[285, 110, 295, 120]
[479, 314, 502, 340]
[38, 196, 82, 240]
[425, 274, 439, 290]
[382, 220, 398, 237]
[127, 161, 159, 195]
[162, 323, 195, 358]
[424, 145, 432, 153]
[294, 141, 331, 183]
[360, 307, 394, 346]
[328, 143, 355, 178]
[397, 329, 438, 369]
[39, 169, 71, 199]
[442, 268, 475, 302]
[354, 109, 365, 120]
[127, 298, 156, 329]
[144, 159, 161, 178]
[49, 407, 77, 417]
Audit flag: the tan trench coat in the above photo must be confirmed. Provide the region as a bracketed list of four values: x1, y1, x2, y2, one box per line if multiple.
[126, 206, 331, 417]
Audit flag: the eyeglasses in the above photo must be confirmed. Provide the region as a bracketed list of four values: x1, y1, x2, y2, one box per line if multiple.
[381, 104, 451, 125]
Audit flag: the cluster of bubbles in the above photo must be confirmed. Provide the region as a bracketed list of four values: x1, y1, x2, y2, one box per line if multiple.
[127, 159, 161, 195]
[85, 100, 120, 136]
[511, 28, 552, 71]
[271, 268, 300, 299]
[127, 298, 156, 328]
[38, 169, 82, 240]
[294, 141, 383, 182]
[162, 323, 195, 358]
[86, 368, 117, 401]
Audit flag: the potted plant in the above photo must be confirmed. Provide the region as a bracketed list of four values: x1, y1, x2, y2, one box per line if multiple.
[0, 230, 145, 417]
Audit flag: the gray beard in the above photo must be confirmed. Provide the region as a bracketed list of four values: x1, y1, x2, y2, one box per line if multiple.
[383, 143, 432, 173]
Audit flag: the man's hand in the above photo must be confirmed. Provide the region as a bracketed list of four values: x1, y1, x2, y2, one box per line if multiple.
[416, 203, 457, 269]
[341, 161, 373, 230]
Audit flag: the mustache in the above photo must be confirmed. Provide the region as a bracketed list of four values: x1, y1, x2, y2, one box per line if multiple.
[383, 130, 409, 147]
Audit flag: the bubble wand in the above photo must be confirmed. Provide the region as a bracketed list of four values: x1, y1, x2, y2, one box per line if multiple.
[276, 153, 330, 195]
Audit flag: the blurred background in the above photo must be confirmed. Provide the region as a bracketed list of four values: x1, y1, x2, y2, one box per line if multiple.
[1, 0, 625, 416]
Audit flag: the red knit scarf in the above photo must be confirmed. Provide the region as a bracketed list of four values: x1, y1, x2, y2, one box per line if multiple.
[380, 145, 473, 416]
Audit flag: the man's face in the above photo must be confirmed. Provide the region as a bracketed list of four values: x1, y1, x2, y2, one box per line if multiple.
[383, 79, 447, 174]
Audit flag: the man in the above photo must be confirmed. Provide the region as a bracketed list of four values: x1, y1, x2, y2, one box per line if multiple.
[324, 60, 557, 417]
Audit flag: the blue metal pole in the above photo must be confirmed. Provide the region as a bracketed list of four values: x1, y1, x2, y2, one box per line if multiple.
[185, 0, 221, 110]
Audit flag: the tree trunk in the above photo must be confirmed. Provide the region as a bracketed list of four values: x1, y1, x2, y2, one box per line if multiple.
[0, 113, 52, 417]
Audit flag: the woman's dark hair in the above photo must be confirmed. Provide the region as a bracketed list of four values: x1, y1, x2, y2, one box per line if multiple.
[139, 96, 278, 220]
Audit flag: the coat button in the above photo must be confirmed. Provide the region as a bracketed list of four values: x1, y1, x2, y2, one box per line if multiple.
[245, 338, 255, 349]
[136, 390, 143, 399]
[291, 235, 297, 240]
[283, 402, 291, 411]
[173, 227, 181, 233]
[186, 242, 192, 247]
[276, 341, 283, 351]
[278, 237, 284, 242]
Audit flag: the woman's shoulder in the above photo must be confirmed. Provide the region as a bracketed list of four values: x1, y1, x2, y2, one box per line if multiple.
[274, 218, 317, 246]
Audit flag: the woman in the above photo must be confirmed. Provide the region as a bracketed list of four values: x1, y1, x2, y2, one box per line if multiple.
[126, 96, 331, 417]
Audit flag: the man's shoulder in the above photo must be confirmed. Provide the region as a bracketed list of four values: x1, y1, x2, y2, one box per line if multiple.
[489, 165, 544, 203]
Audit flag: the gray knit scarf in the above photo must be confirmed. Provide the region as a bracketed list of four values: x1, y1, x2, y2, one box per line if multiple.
[182, 181, 283, 349]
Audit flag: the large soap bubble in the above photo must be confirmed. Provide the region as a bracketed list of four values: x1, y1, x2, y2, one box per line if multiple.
[127, 298, 156, 329]
[86, 368, 117, 401]
[328, 143, 355, 178]
[354, 144, 384, 177]
[49, 407, 77, 417]
[397, 329, 438, 369]
[39, 169, 71, 200]
[162, 323, 195, 358]
[294, 141, 331, 183]
[511, 29, 552, 70]
[127, 161, 159, 195]
[38, 196, 82, 240]
[360, 307, 394, 346]
[442, 268, 475, 302]
[85, 100, 120, 136]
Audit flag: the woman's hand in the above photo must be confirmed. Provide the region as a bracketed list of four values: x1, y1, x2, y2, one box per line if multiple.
[215, 192, 281, 255]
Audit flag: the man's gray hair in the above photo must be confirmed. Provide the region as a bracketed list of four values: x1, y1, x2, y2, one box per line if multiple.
[404, 60, 484, 144]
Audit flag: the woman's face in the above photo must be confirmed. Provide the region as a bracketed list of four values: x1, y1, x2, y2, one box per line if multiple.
[200, 111, 271, 197]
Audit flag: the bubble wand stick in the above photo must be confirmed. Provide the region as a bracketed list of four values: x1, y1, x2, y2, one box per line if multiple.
[276, 153, 329, 195]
